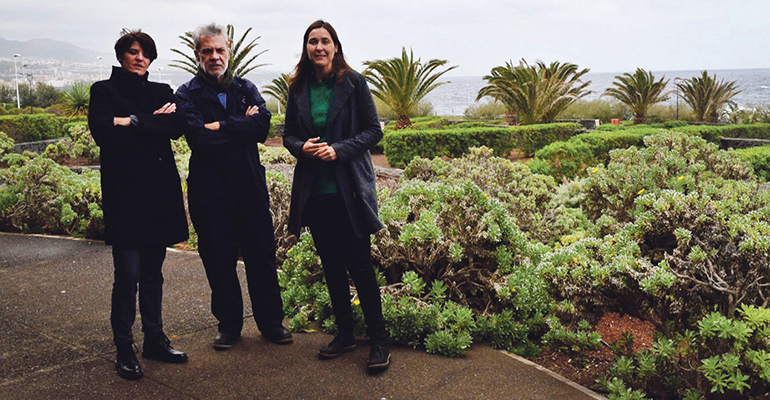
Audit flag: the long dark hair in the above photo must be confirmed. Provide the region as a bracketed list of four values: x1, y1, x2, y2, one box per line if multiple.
[289, 20, 351, 92]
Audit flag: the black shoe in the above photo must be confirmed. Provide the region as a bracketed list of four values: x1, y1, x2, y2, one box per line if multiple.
[367, 344, 390, 372]
[261, 325, 293, 344]
[213, 331, 241, 350]
[318, 336, 356, 359]
[142, 332, 188, 363]
[116, 344, 143, 380]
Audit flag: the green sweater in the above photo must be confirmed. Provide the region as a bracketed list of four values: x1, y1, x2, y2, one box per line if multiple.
[308, 79, 338, 195]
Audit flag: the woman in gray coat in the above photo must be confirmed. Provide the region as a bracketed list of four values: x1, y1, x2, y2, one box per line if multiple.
[282, 20, 388, 373]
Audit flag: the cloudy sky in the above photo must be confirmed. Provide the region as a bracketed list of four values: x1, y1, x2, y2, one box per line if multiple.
[2, 0, 769, 77]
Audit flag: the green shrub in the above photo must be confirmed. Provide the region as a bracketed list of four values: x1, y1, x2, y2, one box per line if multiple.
[0, 131, 14, 158]
[382, 123, 582, 168]
[735, 145, 770, 181]
[532, 127, 660, 181]
[0, 114, 65, 142]
[599, 305, 770, 398]
[673, 123, 770, 144]
[0, 153, 103, 238]
[463, 101, 506, 120]
[558, 99, 632, 123]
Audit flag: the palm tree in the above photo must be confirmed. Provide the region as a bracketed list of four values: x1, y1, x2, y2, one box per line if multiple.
[603, 68, 669, 124]
[677, 71, 741, 123]
[63, 82, 90, 116]
[476, 59, 591, 125]
[262, 73, 290, 113]
[363, 48, 457, 129]
[169, 25, 268, 77]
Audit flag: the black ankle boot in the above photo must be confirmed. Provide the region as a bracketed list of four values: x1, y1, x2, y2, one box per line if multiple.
[116, 344, 143, 380]
[142, 332, 188, 364]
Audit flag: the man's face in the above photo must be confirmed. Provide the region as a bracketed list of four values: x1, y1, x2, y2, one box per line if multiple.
[196, 35, 230, 81]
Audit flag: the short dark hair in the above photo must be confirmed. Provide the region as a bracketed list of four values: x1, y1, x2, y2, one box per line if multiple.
[289, 20, 351, 92]
[114, 29, 157, 63]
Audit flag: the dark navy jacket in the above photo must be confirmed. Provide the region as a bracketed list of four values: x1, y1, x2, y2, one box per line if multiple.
[283, 70, 384, 238]
[175, 75, 273, 239]
[88, 66, 188, 247]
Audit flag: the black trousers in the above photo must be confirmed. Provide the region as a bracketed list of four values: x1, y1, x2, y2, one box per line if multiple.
[111, 245, 167, 347]
[192, 200, 285, 335]
[306, 194, 386, 343]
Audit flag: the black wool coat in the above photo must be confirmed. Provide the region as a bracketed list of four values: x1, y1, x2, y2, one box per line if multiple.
[88, 66, 189, 247]
[283, 70, 384, 238]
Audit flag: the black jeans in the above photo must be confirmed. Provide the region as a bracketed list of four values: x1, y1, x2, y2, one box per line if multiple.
[111, 245, 167, 347]
[305, 194, 386, 343]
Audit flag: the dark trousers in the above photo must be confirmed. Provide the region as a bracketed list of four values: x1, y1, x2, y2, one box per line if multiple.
[306, 194, 386, 343]
[192, 202, 285, 335]
[111, 245, 166, 347]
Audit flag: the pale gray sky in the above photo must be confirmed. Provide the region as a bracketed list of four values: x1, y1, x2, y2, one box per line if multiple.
[2, 0, 769, 76]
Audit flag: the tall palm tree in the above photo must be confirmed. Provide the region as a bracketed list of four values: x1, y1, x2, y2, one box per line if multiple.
[262, 73, 290, 113]
[169, 25, 268, 77]
[603, 68, 669, 124]
[363, 48, 457, 129]
[476, 59, 591, 125]
[63, 82, 91, 116]
[677, 71, 741, 123]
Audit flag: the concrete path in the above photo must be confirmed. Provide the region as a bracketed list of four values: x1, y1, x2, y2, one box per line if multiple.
[0, 232, 605, 399]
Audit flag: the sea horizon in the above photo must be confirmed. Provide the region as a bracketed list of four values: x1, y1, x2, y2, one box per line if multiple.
[424, 67, 770, 117]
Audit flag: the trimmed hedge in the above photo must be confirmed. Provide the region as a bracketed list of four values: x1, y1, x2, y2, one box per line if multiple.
[672, 123, 770, 144]
[511, 123, 583, 156]
[0, 114, 87, 143]
[383, 127, 516, 168]
[531, 127, 663, 180]
[383, 123, 583, 168]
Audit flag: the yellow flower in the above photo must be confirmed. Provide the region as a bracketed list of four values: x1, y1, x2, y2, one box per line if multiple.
[637, 189, 645, 195]
[591, 167, 599, 173]
[677, 176, 684, 181]
[353, 299, 360, 306]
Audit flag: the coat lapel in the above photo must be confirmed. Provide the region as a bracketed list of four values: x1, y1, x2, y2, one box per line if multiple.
[327, 75, 354, 130]
[293, 82, 313, 135]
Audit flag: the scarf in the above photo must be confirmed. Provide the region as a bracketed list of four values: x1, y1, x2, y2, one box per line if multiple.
[195, 64, 234, 92]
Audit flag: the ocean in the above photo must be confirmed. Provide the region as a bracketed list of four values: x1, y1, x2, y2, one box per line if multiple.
[424, 68, 770, 117]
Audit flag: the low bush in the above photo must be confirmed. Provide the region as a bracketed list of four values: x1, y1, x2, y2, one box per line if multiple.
[531, 127, 661, 181]
[0, 153, 103, 238]
[673, 123, 770, 144]
[735, 144, 770, 181]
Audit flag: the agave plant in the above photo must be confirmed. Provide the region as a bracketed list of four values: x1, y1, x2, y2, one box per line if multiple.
[169, 25, 268, 77]
[677, 71, 741, 123]
[477, 59, 591, 125]
[262, 73, 290, 113]
[63, 82, 91, 116]
[603, 68, 669, 124]
[363, 48, 457, 129]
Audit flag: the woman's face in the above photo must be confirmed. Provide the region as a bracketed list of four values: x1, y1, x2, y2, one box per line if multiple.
[306, 27, 337, 76]
[120, 41, 150, 76]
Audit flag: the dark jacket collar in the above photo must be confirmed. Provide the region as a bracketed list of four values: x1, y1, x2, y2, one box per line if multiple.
[186, 75, 249, 105]
[294, 72, 355, 133]
[109, 66, 149, 85]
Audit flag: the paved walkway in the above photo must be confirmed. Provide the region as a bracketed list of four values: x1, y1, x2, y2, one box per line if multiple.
[0, 232, 605, 399]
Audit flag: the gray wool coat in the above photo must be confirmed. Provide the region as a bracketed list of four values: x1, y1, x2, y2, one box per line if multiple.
[283, 70, 384, 238]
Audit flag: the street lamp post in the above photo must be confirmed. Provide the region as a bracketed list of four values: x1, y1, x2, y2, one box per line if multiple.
[674, 77, 682, 121]
[97, 56, 103, 80]
[13, 54, 21, 108]
[157, 67, 163, 83]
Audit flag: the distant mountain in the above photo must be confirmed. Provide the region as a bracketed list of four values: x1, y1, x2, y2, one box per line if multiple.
[0, 37, 109, 62]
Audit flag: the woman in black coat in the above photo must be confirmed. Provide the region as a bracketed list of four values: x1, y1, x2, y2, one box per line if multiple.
[283, 20, 389, 373]
[88, 30, 188, 380]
